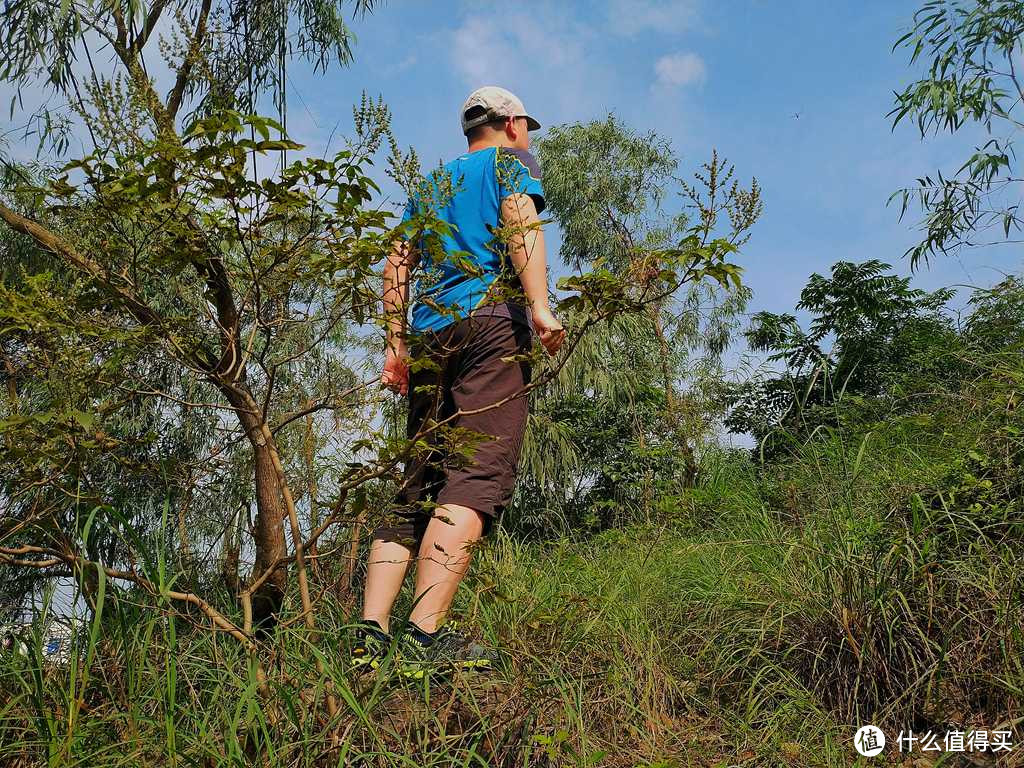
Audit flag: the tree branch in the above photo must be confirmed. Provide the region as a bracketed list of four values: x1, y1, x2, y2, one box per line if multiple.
[0, 203, 220, 373]
[0, 545, 253, 647]
[133, 0, 173, 55]
[167, 0, 214, 122]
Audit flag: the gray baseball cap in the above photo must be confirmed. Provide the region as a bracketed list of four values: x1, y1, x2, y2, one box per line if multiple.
[460, 86, 541, 135]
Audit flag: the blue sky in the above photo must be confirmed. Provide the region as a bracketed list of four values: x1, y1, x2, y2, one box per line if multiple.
[3, 0, 1018, 324]
[285, 0, 1021, 325]
[2, 0, 1019, 368]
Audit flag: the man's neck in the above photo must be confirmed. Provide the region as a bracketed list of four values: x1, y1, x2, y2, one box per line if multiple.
[466, 139, 517, 154]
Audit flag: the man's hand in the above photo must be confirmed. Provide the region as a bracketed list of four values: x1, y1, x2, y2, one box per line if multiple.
[531, 305, 566, 356]
[381, 340, 410, 396]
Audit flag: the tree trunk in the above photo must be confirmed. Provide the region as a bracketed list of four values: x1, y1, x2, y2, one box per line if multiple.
[649, 304, 699, 487]
[224, 387, 288, 635]
[220, 505, 241, 596]
[304, 409, 320, 577]
[250, 444, 288, 633]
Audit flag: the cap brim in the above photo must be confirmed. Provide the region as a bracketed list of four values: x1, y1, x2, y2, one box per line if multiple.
[525, 115, 541, 131]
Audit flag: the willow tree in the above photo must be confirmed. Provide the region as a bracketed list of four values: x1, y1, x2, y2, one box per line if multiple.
[890, 0, 1024, 268]
[0, 0, 395, 633]
[517, 116, 761, 530]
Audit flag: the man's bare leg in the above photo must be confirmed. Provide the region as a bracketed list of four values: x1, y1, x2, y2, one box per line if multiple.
[361, 538, 415, 633]
[408, 503, 484, 633]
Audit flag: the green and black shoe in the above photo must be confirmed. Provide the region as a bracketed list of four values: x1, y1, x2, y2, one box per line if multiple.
[397, 620, 498, 679]
[348, 619, 392, 671]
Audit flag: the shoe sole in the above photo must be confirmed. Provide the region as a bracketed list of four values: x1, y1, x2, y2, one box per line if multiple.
[397, 658, 492, 680]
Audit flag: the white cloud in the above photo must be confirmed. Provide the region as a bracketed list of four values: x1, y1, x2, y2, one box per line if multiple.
[446, 2, 707, 136]
[451, 16, 518, 86]
[653, 51, 706, 89]
[605, 0, 700, 37]
[390, 54, 419, 75]
[449, 8, 606, 123]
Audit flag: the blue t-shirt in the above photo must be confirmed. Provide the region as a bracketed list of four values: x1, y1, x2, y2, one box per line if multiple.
[400, 146, 545, 335]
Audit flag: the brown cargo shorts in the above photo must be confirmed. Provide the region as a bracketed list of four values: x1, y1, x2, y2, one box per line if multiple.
[375, 304, 534, 548]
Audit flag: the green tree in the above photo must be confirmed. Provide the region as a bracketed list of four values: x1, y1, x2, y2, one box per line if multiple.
[516, 116, 760, 530]
[964, 273, 1024, 350]
[726, 260, 959, 459]
[0, 0, 393, 638]
[889, 0, 1024, 268]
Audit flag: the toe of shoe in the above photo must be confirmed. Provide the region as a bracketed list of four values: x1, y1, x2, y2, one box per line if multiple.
[349, 654, 381, 669]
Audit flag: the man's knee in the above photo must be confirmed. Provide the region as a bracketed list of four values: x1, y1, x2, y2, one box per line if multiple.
[431, 503, 486, 537]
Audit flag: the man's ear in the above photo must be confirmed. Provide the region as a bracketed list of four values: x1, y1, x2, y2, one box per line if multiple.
[504, 116, 518, 142]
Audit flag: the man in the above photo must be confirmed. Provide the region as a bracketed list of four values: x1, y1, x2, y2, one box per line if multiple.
[349, 86, 565, 675]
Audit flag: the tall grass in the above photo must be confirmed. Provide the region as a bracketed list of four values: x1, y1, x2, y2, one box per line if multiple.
[3, 377, 1022, 766]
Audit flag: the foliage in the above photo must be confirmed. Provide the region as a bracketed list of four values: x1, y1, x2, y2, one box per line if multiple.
[686, 386, 1024, 734]
[708, 266, 1024, 747]
[0, 0, 410, 648]
[0, 100, 410, 630]
[514, 116, 759, 531]
[516, 378, 693, 534]
[0, 0, 379, 156]
[963, 273, 1024, 350]
[889, 0, 1024, 268]
[724, 259, 960, 460]
[5, 356, 1022, 766]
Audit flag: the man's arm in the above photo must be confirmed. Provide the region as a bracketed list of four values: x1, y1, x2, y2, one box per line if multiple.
[382, 236, 417, 353]
[380, 236, 418, 395]
[500, 192, 547, 308]
[500, 192, 565, 355]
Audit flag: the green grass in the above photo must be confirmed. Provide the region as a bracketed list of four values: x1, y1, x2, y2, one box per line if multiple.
[2, 409, 1022, 766]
